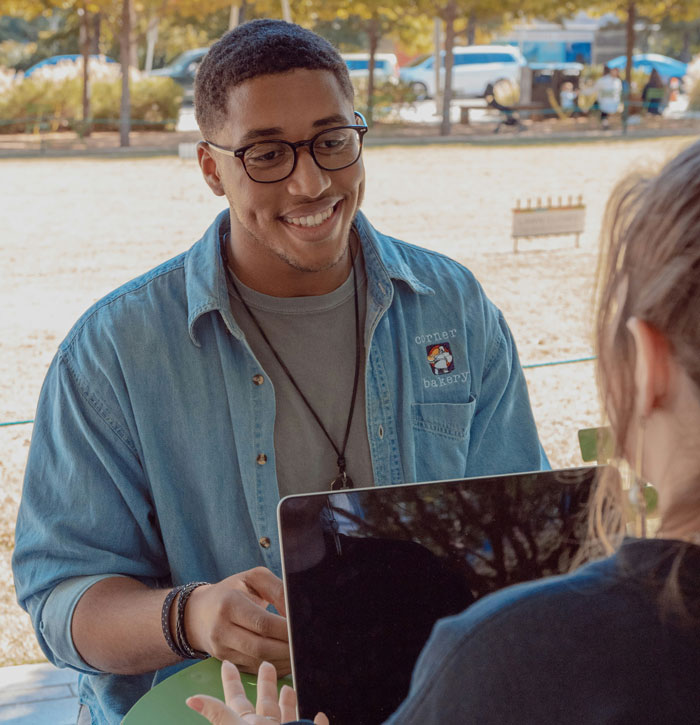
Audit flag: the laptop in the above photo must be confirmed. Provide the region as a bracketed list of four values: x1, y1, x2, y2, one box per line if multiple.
[277, 466, 603, 725]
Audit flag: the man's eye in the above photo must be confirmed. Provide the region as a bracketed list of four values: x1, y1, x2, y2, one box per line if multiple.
[316, 135, 348, 153]
[247, 146, 286, 165]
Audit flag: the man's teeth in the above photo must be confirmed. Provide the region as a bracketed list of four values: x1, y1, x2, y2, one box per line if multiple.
[284, 206, 334, 227]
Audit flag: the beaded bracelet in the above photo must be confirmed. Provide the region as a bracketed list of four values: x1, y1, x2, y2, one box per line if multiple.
[161, 584, 188, 659]
[175, 581, 210, 660]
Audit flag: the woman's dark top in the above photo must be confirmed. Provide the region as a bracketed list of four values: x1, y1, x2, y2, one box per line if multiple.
[383, 537, 700, 724]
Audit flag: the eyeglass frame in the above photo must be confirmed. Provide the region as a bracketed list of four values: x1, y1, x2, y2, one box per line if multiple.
[203, 111, 368, 184]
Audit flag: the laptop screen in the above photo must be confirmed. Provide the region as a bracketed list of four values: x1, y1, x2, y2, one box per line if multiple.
[278, 466, 601, 725]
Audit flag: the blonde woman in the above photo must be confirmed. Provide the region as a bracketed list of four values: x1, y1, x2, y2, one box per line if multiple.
[189, 141, 700, 723]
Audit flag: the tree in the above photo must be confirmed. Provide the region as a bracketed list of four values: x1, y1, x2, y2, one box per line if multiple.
[0, 0, 114, 135]
[657, 16, 700, 62]
[119, 0, 130, 145]
[414, 0, 517, 135]
[311, 0, 425, 125]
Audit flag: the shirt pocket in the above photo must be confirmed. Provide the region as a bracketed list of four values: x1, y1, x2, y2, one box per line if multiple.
[411, 399, 476, 480]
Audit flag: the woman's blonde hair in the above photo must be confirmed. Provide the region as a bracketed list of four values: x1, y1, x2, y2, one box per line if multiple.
[586, 140, 700, 587]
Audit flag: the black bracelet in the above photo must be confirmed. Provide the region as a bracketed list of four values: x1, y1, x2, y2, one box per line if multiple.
[175, 581, 210, 659]
[161, 584, 188, 659]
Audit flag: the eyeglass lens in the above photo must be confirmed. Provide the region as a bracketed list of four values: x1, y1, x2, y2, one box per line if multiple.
[243, 127, 362, 182]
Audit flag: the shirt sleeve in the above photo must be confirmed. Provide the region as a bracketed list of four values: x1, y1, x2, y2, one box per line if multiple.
[12, 346, 169, 672]
[467, 310, 549, 475]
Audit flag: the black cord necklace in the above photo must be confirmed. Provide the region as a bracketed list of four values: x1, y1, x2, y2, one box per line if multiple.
[223, 239, 361, 491]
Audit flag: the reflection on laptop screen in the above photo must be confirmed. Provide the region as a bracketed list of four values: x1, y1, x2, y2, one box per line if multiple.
[278, 467, 602, 725]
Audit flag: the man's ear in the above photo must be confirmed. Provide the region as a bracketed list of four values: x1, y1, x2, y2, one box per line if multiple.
[626, 317, 673, 417]
[197, 142, 226, 197]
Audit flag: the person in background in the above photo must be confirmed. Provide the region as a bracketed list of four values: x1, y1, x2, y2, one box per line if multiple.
[189, 139, 700, 724]
[559, 81, 578, 115]
[594, 65, 622, 129]
[642, 68, 665, 115]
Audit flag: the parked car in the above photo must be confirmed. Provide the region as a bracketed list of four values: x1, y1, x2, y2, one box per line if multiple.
[149, 47, 209, 102]
[341, 53, 399, 84]
[24, 54, 117, 77]
[399, 45, 525, 99]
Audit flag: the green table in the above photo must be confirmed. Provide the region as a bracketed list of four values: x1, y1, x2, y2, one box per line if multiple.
[122, 658, 288, 723]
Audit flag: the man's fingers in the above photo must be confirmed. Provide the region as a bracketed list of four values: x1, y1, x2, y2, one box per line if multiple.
[239, 568, 287, 617]
[186, 694, 238, 724]
[215, 620, 290, 665]
[189, 569, 290, 677]
[234, 652, 292, 677]
[313, 713, 330, 725]
[225, 594, 289, 643]
[222, 652, 259, 675]
[271, 659, 292, 678]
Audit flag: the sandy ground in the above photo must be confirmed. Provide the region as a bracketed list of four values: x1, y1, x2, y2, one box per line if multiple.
[1, 134, 697, 666]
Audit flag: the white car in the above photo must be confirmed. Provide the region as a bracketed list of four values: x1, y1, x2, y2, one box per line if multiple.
[341, 53, 399, 84]
[400, 45, 525, 99]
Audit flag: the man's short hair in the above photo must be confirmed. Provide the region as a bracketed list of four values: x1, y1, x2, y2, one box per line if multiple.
[195, 19, 354, 138]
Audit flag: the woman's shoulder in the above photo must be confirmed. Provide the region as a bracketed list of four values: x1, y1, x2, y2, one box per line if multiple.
[439, 537, 700, 645]
[388, 544, 700, 723]
[439, 553, 620, 641]
[422, 538, 700, 689]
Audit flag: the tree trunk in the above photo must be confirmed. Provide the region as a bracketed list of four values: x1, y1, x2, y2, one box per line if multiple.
[466, 11, 476, 45]
[145, 14, 159, 73]
[681, 28, 690, 63]
[229, 1, 247, 29]
[366, 16, 379, 127]
[433, 17, 441, 112]
[229, 5, 239, 29]
[440, 0, 457, 136]
[120, 0, 131, 147]
[622, 0, 635, 134]
[79, 6, 91, 137]
[90, 13, 101, 54]
[129, 0, 138, 68]
[280, 0, 291, 22]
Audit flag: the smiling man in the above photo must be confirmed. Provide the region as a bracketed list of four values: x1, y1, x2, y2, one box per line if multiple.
[13, 20, 547, 724]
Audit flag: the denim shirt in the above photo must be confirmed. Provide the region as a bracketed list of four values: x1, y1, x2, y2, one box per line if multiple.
[13, 209, 548, 723]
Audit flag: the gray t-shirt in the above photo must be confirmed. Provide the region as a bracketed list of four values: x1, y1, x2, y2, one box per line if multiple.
[227, 255, 374, 499]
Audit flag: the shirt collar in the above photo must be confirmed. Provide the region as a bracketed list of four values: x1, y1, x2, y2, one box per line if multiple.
[185, 208, 434, 346]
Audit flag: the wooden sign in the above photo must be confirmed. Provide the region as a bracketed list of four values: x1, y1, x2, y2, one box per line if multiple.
[512, 196, 585, 252]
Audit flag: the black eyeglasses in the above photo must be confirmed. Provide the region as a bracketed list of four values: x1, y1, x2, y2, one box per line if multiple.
[204, 111, 368, 183]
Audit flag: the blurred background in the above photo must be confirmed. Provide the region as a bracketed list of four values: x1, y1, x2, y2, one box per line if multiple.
[1, 0, 700, 142]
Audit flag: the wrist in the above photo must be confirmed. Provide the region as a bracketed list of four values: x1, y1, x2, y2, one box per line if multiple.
[162, 585, 186, 659]
[162, 582, 210, 660]
[180, 582, 211, 658]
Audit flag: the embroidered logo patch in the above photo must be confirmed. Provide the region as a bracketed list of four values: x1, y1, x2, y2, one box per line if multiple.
[426, 343, 455, 375]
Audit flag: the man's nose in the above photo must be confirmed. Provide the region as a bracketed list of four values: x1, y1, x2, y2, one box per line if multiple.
[285, 146, 332, 198]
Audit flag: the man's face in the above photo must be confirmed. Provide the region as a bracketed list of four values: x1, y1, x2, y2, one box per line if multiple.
[199, 69, 365, 296]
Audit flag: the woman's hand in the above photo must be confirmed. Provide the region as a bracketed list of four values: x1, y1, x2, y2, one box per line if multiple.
[186, 659, 328, 725]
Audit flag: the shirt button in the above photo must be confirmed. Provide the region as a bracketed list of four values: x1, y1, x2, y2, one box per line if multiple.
[256, 453, 267, 465]
[252, 374, 264, 386]
[259, 536, 271, 548]
[378, 425, 384, 439]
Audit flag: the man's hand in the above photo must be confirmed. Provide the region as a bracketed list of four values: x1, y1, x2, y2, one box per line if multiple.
[185, 567, 291, 675]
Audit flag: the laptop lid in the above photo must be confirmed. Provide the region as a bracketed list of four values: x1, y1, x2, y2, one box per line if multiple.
[278, 466, 602, 725]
